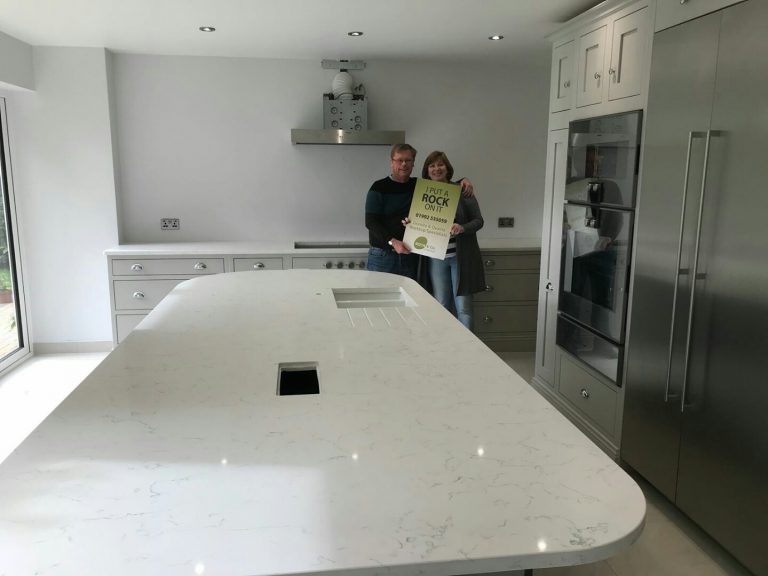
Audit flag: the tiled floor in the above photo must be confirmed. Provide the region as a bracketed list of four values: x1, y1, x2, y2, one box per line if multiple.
[496, 352, 751, 576]
[0, 352, 754, 576]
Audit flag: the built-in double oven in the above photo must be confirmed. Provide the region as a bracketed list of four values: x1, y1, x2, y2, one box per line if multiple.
[556, 111, 642, 385]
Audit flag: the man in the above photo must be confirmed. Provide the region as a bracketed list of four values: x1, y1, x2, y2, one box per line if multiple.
[364, 144, 472, 279]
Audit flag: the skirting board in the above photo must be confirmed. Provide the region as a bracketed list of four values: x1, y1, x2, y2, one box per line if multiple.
[33, 341, 113, 354]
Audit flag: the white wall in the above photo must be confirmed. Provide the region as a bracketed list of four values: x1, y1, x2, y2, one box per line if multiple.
[0, 30, 33, 91]
[113, 55, 549, 244]
[9, 47, 119, 345]
[1, 49, 549, 346]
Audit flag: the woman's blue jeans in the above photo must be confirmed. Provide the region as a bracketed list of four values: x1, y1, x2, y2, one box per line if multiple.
[429, 256, 473, 330]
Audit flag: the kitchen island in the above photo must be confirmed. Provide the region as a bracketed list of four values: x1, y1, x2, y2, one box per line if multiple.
[0, 271, 645, 576]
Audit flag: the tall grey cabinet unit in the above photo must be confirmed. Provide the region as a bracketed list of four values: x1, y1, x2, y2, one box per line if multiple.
[621, 2, 767, 575]
[532, 0, 654, 458]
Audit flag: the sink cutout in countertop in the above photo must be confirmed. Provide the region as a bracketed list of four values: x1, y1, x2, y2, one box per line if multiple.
[332, 287, 416, 309]
[278, 362, 319, 395]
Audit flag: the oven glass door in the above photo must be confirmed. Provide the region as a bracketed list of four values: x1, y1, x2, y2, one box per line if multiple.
[559, 203, 633, 343]
[566, 111, 642, 209]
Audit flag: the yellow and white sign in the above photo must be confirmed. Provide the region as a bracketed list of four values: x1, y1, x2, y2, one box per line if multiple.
[403, 178, 460, 259]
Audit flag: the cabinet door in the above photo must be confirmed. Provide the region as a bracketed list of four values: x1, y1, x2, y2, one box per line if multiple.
[608, 7, 650, 101]
[534, 129, 568, 386]
[550, 39, 575, 113]
[576, 24, 607, 107]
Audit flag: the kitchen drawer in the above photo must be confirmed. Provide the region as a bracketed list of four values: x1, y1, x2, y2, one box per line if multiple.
[481, 252, 540, 271]
[475, 272, 539, 302]
[558, 352, 617, 436]
[292, 256, 367, 270]
[473, 304, 538, 335]
[233, 257, 284, 271]
[112, 258, 224, 276]
[116, 314, 146, 343]
[655, 0, 743, 32]
[113, 279, 185, 310]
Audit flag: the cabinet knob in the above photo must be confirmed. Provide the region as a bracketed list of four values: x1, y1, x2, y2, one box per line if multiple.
[680, 0, 688, 4]
[484, 284, 494, 292]
[132, 291, 145, 300]
[483, 315, 493, 324]
[193, 262, 207, 270]
[130, 263, 143, 272]
[253, 262, 265, 270]
[545, 281, 554, 292]
[580, 388, 590, 399]
[594, 72, 601, 80]
[484, 259, 495, 268]
[563, 80, 571, 88]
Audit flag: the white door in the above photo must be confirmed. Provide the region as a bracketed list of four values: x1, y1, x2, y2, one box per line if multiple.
[534, 129, 568, 387]
[576, 24, 607, 108]
[608, 7, 650, 101]
[550, 40, 575, 113]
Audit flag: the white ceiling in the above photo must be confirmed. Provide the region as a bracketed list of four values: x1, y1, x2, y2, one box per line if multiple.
[0, 0, 603, 64]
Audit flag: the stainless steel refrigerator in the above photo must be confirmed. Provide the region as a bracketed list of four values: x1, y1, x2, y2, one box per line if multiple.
[621, 2, 767, 575]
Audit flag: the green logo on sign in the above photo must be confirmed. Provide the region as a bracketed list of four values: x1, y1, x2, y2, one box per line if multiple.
[414, 236, 428, 249]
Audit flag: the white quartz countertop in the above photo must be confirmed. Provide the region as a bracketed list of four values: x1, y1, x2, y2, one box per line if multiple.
[104, 238, 541, 256]
[0, 271, 643, 576]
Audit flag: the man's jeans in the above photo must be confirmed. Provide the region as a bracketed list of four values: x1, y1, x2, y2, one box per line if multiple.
[366, 247, 418, 280]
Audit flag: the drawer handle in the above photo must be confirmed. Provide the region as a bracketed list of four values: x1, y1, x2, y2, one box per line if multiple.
[484, 284, 494, 292]
[194, 262, 207, 270]
[130, 263, 143, 272]
[132, 291, 146, 300]
[253, 262, 265, 270]
[580, 388, 590, 399]
[484, 259, 495, 268]
[483, 315, 493, 324]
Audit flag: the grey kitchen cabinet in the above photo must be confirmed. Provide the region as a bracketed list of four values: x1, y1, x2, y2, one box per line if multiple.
[472, 250, 540, 352]
[534, 0, 655, 457]
[547, 0, 654, 130]
[107, 247, 537, 348]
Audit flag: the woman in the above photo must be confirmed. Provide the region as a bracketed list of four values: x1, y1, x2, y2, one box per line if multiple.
[420, 151, 486, 330]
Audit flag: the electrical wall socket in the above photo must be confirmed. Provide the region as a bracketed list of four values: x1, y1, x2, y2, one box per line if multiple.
[161, 218, 180, 230]
[498, 217, 515, 228]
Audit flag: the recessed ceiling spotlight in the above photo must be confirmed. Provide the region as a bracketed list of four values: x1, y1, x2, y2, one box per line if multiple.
[348, 31, 364, 37]
[489, 34, 504, 41]
[199, 26, 216, 32]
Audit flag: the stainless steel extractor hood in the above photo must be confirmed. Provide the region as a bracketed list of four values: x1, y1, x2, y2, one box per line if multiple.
[291, 129, 405, 145]
[291, 60, 405, 145]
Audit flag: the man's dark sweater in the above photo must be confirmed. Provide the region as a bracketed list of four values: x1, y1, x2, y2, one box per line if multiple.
[364, 176, 417, 249]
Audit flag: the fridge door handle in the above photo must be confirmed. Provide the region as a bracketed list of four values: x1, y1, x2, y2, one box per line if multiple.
[665, 131, 705, 402]
[680, 129, 720, 413]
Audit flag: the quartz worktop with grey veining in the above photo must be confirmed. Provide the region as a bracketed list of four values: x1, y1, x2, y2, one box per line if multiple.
[104, 238, 541, 256]
[0, 271, 642, 576]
